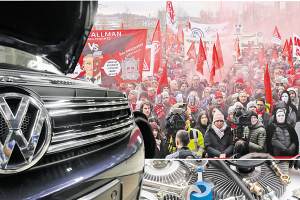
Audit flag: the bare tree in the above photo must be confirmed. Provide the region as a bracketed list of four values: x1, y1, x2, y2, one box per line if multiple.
[155, 6, 166, 31]
[174, 4, 189, 26]
[122, 5, 132, 28]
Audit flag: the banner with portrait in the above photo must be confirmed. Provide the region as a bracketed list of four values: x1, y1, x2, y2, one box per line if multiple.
[67, 29, 147, 84]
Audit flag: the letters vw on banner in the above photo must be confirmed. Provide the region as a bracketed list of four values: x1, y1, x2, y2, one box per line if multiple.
[293, 33, 300, 59]
[143, 44, 155, 77]
[189, 22, 228, 38]
[72, 29, 147, 84]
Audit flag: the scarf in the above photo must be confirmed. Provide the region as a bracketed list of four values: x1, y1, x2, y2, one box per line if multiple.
[219, 102, 224, 109]
[256, 109, 265, 115]
[212, 122, 227, 139]
[190, 108, 197, 113]
[155, 139, 161, 150]
[148, 94, 155, 98]
[154, 105, 165, 118]
[130, 102, 136, 111]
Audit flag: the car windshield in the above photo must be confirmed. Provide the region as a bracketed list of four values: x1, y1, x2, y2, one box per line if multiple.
[0, 45, 63, 75]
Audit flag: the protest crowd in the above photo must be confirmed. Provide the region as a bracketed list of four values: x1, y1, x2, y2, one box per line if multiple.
[101, 35, 300, 159]
[94, 3, 300, 159]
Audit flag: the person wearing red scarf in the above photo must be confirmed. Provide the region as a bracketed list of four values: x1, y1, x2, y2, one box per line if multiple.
[214, 91, 229, 119]
[187, 93, 200, 128]
[256, 98, 271, 130]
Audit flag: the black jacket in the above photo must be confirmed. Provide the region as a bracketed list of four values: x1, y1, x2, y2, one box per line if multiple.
[204, 124, 234, 158]
[154, 133, 169, 159]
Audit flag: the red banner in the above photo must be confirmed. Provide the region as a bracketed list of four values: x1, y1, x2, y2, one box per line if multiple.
[143, 48, 151, 72]
[78, 29, 147, 84]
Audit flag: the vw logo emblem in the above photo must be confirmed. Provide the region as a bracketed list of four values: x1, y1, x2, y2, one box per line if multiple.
[0, 93, 52, 174]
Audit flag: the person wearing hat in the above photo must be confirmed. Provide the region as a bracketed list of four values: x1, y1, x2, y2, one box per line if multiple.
[185, 74, 205, 101]
[139, 90, 149, 102]
[281, 78, 290, 89]
[247, 101, 257, 112]
[214, 91, 229, 119]
[279, 90, 298, 126]
[266, 102, 299, 156]
[250, 83, 265, 101]
[150, 122, 168, 159]
[287, 87, 300, 113]
[128, 90, 138, 111]
[204, 109, 234, 158]
[226, 105, 237, 130]
[254, 69, 263, 81]
[227, 78, 244, 105]
[256, 98, 271, 130]
[187, 91, 201, 128]
[243, 111, 266, 153]
[218, 82, 228, 95]
[152, 93, 171, 133]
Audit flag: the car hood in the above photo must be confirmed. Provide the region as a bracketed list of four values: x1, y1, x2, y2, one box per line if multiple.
[0, 1, 98, 74]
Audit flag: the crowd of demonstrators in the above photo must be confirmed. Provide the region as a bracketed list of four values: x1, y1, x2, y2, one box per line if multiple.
[103, 42, 300, 159]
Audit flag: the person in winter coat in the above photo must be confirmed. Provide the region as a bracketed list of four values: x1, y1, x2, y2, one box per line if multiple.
[266, 102, 299, 156]
[256, 98, 271, 130]
[243, 111, 266, 153]
[194, 111, 210, 137]
[150, 122, 168, 159]
[226, 105, 236, 130]
[279, 90, 298, 125]
[227, 78, 244, 105]
[204, 109, 234, 158]
[184, 75, 204, 101]
[287, 87, 300, 121]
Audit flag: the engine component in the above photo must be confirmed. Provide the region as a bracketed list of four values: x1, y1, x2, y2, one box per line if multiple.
[269, 161, 291, 184]
[242, 178, 264, 196]
[221, 196, 245, 200]
[266, 186, 279, 200]
[144, 160, 196, 186]
[292, 188, 300, 197]
[190, 181, 212, 200]
[203, 161, 288, 200]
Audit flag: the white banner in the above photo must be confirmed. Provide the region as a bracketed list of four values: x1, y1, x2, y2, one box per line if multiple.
[166, 1, 178, 34]
[142, 44, 155, 77]
[189, 21, 228, 38]
[293, 33, 300, 60]
[237, 30, 264, 49]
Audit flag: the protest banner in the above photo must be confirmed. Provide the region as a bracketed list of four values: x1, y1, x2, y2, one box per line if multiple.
[188, 21, 228, 38]
[70, 29, 147, 84]
[293, 33, 300, 60]
[237, 30, 264, 49]
[142, 44, 155, 77]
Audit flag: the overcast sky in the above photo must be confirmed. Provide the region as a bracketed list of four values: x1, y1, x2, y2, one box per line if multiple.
[98, 1, 279, 18]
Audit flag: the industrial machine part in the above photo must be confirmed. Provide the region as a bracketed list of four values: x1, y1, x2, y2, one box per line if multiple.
[266, 186, 279, 200]
[142, 160, 289, 200]
[242, 178, 264, 196]
[268, 161, 291, 184]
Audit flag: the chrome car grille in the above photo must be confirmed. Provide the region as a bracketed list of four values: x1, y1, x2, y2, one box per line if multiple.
[44, 98, 134, 154]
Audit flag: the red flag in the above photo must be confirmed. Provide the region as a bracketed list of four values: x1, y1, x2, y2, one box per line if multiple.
[121, 23, 124, 30]
[186, 42, 196, 61]
[151, 20, 163, 75]
[271, 26, 281, 45]
[157, 60, 168, 94]
[204, 42, 207, 56]
[216, 33, 224, 68]
[210, 44, 219, 83]
[282, 40, 289, 57]
[196, 38, 206, 75]
[259, 45, 265, 69]
[177, 24, 184, 45]
[166, 35, 171, 51]
[237, 42, 241, 58]
[233, 39, 238, 51]
[176, 35, 182, 53]
[288, 50, 295, 75]
[189, 22, 191, 29]
[264, 64, 273, 112]
[289, 37, 293, 54]
[213, 44, 220, 70]
[248, 43, 252, 53]
[270, 48, 278, 60]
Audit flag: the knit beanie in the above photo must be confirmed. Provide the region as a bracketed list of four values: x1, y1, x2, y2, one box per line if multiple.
[129, 90, 138, 100]
[149, 122, 160, 131]
[228, 106, 236, 116]
[139, 91, 148, 98]
[247, 101, 257, 110]
[213, 109, 224, 123]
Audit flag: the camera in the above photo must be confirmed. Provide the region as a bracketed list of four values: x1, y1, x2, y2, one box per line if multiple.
[276, 82, 283, 86]
[233, 107, 252, 140]
[233, 107, 252, 126]
[165, 108, 188, 152]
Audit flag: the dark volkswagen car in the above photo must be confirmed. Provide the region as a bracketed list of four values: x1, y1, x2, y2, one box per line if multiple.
[0, 2, 150, 199]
